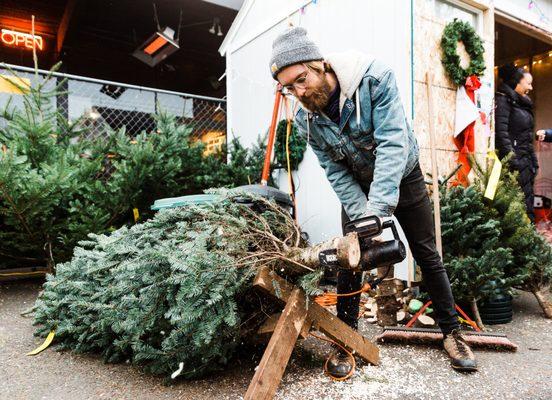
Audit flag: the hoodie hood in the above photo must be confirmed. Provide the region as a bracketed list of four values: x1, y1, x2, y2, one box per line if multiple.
[300, 50, 374, 142]
[325, 50, 375, 111]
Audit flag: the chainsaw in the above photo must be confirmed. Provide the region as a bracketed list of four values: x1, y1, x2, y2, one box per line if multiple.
[318, 215, 406, 273]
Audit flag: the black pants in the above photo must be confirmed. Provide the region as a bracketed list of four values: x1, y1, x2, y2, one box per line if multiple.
[337, 164, 459, 334]
[515, 158, 536, 223]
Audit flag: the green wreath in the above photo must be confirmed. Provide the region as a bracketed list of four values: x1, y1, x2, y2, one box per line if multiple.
[440, 19, 485, 86]
[274, 119, 306, 171]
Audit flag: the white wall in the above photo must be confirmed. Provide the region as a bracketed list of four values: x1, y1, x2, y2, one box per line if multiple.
[495, 0, 552, 32]
[225, 0, 413, 278]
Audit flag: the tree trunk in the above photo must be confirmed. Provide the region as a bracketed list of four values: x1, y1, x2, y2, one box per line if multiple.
[290, 232, 360, 270]
[470, 298, 485, 330]
[532, 289, 552, 319]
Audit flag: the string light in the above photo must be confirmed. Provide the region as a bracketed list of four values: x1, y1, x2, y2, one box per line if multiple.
[528, 0, 552, 24]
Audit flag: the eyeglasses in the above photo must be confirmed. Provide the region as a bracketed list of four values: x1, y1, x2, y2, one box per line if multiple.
[281, 68, 310, 95]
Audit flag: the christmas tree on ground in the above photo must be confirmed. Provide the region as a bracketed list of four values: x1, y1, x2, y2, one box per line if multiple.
[32, 191, 321, 380]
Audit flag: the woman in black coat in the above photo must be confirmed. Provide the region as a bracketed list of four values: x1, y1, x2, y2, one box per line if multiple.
[536, 129, 552, 142]
[495, 64, 538, 222]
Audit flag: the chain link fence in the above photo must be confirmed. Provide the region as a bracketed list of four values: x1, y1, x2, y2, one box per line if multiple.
[0, 64, 227, 155]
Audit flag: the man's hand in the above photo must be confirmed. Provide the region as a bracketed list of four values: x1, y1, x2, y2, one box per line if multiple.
[359, 213, 384, 242]
[537, 129, 546, 141]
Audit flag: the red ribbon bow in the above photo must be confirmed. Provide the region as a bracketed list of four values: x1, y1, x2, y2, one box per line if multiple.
[452, 75, 481, 186]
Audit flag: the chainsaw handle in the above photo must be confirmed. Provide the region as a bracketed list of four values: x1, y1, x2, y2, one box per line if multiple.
[382, 220, 400, 241]
[343, 215, 381, 237]
[344, 216, 401, 242]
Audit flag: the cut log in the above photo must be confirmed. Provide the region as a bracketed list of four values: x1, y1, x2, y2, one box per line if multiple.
[244, 288, 309, 400]
[396, 311, 407, 323]
[376, 273, 400, 327]
[366, 316, 378, 323]
[377, 265, 394, 279]
[253, 267, 379, 365]
[290, 232, 361, 269]
[376, 296, 400, 326]
[416, 314, 435, 327]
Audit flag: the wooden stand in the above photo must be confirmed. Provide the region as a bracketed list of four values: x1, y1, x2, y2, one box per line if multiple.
[244, 266, 380, 400]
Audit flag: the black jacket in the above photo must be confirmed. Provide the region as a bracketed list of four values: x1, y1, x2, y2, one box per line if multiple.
[495, 83, 538, 172]
[495, 83, 538, 222]
[543, 129, 552, 142]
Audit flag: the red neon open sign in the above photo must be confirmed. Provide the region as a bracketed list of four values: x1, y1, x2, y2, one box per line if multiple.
[1, 29, 43, 50]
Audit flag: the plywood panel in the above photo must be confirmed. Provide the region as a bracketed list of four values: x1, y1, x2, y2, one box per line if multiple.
[414, 81, 457, 151]
[414, 0, 495, 181]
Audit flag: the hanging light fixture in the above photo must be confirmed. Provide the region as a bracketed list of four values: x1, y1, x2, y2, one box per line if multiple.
[133, 5, 182, 67]
[209, 18, 218, 34]
[133, 26, 180, 67]
[209, 17, 223, 37]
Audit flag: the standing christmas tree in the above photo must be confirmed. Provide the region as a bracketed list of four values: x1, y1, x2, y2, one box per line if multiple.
[439, 184, 515, 327]
[475, 162, 552, 318]
[0, 67, 269, 271]
[0, 67, 102, 271]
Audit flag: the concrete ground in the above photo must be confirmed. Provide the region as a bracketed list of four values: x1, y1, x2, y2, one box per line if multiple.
[1, 281, 551, 400]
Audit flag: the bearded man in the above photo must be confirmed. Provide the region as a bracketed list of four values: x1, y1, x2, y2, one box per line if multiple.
[269, 27, 478, 375]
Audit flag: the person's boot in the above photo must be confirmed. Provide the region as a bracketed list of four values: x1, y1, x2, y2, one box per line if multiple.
[326, 346, 353, 378]
[443, 329, 478, 372]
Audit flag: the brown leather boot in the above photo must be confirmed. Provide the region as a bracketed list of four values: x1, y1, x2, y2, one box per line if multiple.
[326, 347, 353, 378]
[443, 329, 478, 372]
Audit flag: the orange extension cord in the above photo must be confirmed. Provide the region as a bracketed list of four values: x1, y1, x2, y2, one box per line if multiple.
[311, 283, 372, 380]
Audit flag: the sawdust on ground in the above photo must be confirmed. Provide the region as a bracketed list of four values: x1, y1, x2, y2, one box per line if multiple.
[1, 282, 551, 400]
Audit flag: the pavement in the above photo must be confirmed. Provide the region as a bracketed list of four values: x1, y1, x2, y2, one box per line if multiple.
[1, 281, 551, 400]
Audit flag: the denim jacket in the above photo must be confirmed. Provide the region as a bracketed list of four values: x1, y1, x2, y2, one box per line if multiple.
[294, 51, 419, 220]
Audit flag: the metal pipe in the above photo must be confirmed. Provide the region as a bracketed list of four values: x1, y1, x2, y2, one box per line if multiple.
[261, 88, 282, 185]
[0, 63, 226, 102]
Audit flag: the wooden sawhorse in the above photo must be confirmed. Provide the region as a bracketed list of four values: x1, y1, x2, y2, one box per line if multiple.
[244, 266, 380, 400]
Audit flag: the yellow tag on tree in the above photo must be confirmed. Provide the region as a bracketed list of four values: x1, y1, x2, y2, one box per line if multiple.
[27, 330, 55, 356]
[484, 151, 502, 200]
[133, 208, 140, 223]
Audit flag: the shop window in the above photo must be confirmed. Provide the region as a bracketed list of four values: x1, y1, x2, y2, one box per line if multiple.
[433, 0, 483, 32]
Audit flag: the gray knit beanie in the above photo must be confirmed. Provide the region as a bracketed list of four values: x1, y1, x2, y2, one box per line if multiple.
[269, 27, 323, 80]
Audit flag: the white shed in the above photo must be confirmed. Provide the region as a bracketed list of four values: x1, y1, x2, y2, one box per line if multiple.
[219, 0, 552, 280]
[219, 0, 413, 248]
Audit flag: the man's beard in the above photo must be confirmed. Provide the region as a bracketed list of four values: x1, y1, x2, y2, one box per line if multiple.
[297, 75, 332, 112]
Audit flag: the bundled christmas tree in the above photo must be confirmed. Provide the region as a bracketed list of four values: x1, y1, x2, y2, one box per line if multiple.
[32, 191, 320, 379]
[439, 184, 515, 327]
